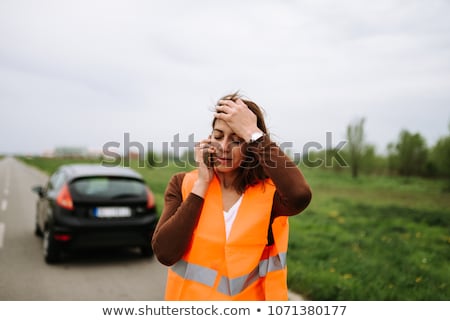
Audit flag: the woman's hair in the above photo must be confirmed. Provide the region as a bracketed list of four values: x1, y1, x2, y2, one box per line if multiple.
[212, 92, 269, 193]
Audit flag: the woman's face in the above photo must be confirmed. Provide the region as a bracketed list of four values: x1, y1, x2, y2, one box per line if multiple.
[211, 119, 245, 173]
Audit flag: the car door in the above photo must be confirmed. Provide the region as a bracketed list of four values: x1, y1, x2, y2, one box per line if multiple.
[38, 170, 66, 230]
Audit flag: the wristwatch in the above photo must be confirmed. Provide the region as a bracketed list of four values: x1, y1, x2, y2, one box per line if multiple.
[248, 131, 265, 144]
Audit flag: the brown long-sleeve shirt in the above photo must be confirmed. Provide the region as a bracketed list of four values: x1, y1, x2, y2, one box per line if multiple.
[151, 136, 312, 266]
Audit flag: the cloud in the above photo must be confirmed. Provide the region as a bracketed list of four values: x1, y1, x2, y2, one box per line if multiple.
[0, 0, 449, 154]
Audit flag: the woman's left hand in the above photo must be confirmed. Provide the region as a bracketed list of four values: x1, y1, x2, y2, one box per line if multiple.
[214, 99, 260, 143]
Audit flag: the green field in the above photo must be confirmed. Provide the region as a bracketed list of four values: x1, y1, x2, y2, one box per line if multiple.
[287, 169, 449, 300]
[19, 157, 450, 300]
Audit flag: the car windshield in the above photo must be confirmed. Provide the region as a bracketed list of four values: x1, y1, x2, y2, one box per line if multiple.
[70, 177, 146, 199]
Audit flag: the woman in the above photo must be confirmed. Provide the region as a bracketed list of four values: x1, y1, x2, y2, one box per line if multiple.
[152, 92, 312, 300]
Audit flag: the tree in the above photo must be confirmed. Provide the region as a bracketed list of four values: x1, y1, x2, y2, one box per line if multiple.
[388, 130, 428, 177]
[431, 135, 450, 177]
[346, 117, 366, 178]
[429, 124, 450, 190]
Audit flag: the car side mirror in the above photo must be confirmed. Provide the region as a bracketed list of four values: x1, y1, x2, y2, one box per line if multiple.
[32, 185, 46, 198]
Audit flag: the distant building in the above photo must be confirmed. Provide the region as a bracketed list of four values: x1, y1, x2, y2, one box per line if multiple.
[53, 147, 89, 158]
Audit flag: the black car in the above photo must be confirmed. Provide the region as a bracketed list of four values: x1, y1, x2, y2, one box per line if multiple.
[32, 163, 158, 264]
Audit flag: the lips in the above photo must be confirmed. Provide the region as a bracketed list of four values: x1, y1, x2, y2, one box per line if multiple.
[216, 155, 232, 161]
[215, 156, 233, 166]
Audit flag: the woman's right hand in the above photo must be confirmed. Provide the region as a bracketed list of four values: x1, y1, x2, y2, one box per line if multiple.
[192, 137, 215, 197]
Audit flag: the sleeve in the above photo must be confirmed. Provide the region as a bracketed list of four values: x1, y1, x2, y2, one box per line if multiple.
[151, 172, 205, 266]
[252, 135, 312, 217]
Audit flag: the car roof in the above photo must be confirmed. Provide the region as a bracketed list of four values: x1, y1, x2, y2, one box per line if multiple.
[57, 163, 144, 181]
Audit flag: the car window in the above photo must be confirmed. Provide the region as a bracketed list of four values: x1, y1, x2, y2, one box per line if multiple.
[70, 177, 146, 199]
[48, 171, 66, 191]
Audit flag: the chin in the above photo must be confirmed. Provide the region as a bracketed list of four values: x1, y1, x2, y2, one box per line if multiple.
[214, 164, 239, 174]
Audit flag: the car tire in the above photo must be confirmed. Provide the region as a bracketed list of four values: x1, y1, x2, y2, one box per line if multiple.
[140, 244, 154, 258]
[43, 228, 61, 264]
[34, 208, 43, 237]
[34, 221, 43, 237]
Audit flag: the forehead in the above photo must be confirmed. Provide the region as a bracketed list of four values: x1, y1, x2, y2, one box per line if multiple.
[213, 119, 234, 134]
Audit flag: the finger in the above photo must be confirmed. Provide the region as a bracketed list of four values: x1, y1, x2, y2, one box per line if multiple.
[218, 99, 234, 106]
[196, 144, 208, 151]
[196, 138, 211, 145]
[214, 112, 230, 120]
[201, 142, 213, 152]
[234, 98, 247, 108]
[219, 99, 242, 110]
[215, 104, 233, 114]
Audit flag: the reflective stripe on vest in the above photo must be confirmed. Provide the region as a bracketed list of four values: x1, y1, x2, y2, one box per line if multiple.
[171, 260, 217, 288]
[170, 250, 286, 296]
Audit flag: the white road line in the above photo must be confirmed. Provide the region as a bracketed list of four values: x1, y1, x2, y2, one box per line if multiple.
[0, 222, 5, 248]
[4, 167, 10, 197]
[1, 199, 7, 212]
[5, 170, 10, 187]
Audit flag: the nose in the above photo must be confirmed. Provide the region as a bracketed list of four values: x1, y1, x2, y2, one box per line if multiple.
[219, 138, 231, 153]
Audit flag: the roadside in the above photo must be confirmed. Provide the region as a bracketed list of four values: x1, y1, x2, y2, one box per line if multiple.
[288, 290, 305, 301]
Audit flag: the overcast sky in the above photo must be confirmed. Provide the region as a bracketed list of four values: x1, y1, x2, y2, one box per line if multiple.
[1, 0, 449, 156]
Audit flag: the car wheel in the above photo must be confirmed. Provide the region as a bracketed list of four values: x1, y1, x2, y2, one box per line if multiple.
[140, 244, 154, 258]
[34, 209, 43, 237]
[43, 228, 60, 264]
[34, 222, 43, 237]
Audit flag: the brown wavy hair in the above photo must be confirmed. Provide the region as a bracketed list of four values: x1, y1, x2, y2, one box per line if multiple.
[212, 92, 269, 193]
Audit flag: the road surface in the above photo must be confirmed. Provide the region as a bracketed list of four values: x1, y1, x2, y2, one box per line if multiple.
[0, 157, 167, 300]
[0, 156, 303, 301]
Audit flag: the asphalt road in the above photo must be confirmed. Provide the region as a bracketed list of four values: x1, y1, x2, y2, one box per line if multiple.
[0, 157, 167, 300]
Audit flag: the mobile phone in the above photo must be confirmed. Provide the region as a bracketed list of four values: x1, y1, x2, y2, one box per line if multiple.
[203, 151, 213, 168]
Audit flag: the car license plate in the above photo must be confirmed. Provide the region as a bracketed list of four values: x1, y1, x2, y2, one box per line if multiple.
[94, 207, 132, 218]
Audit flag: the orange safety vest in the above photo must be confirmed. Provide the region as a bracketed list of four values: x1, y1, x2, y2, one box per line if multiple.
[164, 170, 289, 301]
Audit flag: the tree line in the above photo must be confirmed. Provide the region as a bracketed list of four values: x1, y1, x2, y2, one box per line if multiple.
[143, 118, 449, 186]
[337, 118, 450, 181]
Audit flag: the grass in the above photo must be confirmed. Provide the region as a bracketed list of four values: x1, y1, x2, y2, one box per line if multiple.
[19, 156, 102, 174]
[19, 156, 450, 300]
[288, 167, 449, 300]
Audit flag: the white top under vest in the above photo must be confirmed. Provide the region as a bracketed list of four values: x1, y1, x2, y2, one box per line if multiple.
[223, 195, 244, 240]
